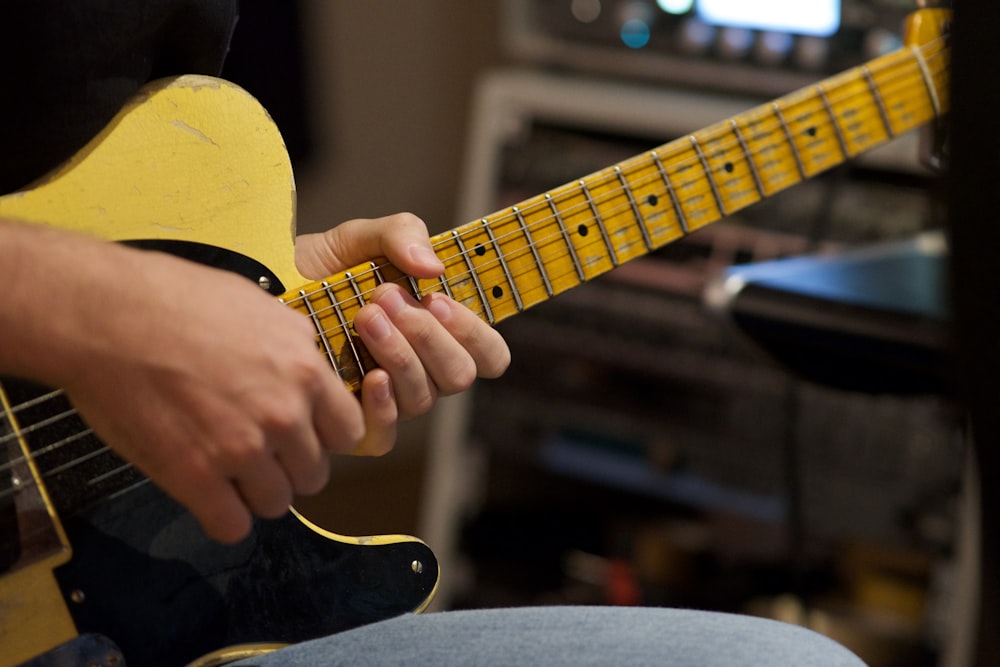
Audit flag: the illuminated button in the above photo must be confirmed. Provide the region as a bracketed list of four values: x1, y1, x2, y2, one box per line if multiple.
[794, 35, 829, 70]
[755, 31, 794, 65]
[717, 26, 754, 60]
[678, 17, 716, 55]
[618, 1, 655, 49]
[621, 19, 652, 48]
[656, 0, 694, 14]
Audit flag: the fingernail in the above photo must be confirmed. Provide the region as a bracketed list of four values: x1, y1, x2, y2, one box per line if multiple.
[425, 296, 451, 322]
[374, 287, 406, 316]
[375, 376, 393, 402]
[365, 310, 391, 341]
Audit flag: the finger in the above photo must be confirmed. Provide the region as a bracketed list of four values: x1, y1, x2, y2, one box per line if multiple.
[421, 292, 511, 379]
[295, 214, 444, 280]
[311, 368, 366, 454]
[232, 454, 295, 520]
[368, 284, 481, 395]
[271, 424, 331, 496]
[158, 456, 254, 544]
[353, 290, 441, 415]
[189, 482, 253, 544]
[351, 369, 398, 457]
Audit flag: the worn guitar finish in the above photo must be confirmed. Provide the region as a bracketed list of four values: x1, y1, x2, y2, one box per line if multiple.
[0, 9, 948, 667]
[0, 79, 439, 666]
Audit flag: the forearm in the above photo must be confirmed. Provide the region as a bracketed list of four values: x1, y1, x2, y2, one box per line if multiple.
[0, 218, 141, 387]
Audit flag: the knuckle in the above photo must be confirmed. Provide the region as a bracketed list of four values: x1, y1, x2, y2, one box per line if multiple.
[439, 360, 477, 395]
[253, 490, 292, 519]
[295, 461, 330, 495]
[406, 388, 437, 417]
[258, 396, 307, 435]
[215, 429, 269, 471]
[393, 211, 427, 234]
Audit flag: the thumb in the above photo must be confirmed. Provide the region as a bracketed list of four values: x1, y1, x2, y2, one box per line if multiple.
[295, 213, 444, 280]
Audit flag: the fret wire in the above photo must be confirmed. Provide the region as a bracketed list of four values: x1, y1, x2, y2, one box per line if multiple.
[325, 283, 366, 376]
[689, 136, 728, 217]
[407, 275, 423, 299]
[451, 230, 495, 324]
[911, 45, 943, 118]
[332, 283, 368, 377]
[513, 206, 554, 297]
[545, 193, 586, 282]
[578, 178, 619, 267]
[771, 102, 808, 180]
[613, 166, 653, 251]
[650, 150, 689, 234]
[371, 261, 385, 284]
[345, 271, 367, 309]
[730, 119, 766, 197]
[862, 65, 895, 139]
[481, 218, 524, 312]
[436, 262, 454, 299]
[303, 287, 340, 373]
[816, 84, 851, 159]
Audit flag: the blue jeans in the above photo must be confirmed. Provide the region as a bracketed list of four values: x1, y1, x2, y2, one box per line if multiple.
[233, 606, 867, 666]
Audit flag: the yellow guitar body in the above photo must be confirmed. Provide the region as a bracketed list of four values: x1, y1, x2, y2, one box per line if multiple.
[0, 75, 306, 290]
[0, 76, 436, 667]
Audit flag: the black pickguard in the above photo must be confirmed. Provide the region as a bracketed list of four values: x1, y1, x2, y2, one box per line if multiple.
[53, 483, 437, 666]
[4, 240, 439, 666]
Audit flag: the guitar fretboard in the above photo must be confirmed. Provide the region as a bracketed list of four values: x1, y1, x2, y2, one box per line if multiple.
[284, 38, 950, 392]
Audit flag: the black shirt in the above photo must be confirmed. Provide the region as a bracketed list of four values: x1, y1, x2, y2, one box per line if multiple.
[0, 0, 239, 194]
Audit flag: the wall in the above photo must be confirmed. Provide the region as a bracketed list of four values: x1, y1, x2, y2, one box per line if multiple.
[295, 1, 504, 235]
[289, 1, 504, 538]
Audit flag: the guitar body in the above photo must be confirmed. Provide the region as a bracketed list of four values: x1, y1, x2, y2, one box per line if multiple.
[0, 76, 439, 666]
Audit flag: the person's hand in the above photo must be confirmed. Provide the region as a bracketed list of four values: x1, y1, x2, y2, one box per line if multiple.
[295, 213, 510, 456]
[1, 221, 365, 544]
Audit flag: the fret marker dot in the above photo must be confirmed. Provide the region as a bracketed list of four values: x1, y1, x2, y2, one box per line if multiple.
[578, 224, 589, 237]
[491, 285, 503, 299]
[724, 162, 735, 173]
[647, 194, 659, 206]
[806, 126, 818, 137]
[475, 244, 486, 256]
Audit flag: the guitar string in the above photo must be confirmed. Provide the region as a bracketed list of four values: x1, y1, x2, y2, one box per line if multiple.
[292, 45, 948, 368]
[0, 40, 949, 461]
[0, 40, 948, 495]
[0, 41, 949, 473]
[289, 42, 947, 327]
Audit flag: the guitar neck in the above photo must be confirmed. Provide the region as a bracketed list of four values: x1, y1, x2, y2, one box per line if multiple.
[283, 35, 949, 393]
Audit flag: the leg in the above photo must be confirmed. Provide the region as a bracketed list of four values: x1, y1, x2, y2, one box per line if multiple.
[233, 606, 867, 667]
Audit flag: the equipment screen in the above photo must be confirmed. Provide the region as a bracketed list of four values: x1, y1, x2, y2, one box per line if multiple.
[696, 0, 841, 37]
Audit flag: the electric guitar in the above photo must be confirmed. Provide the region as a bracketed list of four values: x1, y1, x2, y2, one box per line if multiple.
[0, 9, 950, 667]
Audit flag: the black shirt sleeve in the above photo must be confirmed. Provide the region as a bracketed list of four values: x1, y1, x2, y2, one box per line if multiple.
[0, 0, 239, 194]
